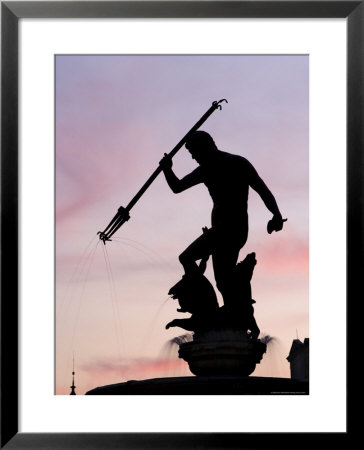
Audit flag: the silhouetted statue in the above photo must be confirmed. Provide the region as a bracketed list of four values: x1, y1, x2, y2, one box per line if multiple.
[160, 131, 285, 321]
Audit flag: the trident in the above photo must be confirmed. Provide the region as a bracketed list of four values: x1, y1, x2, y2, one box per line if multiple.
[98, 99, 228, 244]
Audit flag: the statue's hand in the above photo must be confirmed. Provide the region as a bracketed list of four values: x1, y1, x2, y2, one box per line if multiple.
[159, 153, 173, 171]
[267, 215, 287, 234]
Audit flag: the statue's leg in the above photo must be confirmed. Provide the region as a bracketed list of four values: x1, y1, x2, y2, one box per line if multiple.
[212, 229, 248, 310]
[212, 245, 240, 309]
[179, 230, 213, 275]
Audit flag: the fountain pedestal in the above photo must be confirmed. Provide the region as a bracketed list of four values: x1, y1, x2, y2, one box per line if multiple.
[178, 332, 266, 377]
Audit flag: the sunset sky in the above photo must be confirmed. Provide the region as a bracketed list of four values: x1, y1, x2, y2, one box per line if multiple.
[55, 54, 309, 395]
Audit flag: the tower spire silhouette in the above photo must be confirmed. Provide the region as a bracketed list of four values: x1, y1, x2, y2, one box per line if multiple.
[70, 354, 76, 395]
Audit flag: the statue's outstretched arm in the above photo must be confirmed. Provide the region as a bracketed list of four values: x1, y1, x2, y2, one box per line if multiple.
[248, 162, 286, 233]
[160, 154, 202, 193]
[250, 173, 281, 217]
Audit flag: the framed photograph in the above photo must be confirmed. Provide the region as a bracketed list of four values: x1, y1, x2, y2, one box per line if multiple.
[1, 1, 359, 448]
[53, 52, 311, 397]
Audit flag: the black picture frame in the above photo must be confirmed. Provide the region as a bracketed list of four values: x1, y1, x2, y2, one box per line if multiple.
[1, 1, 359, 448]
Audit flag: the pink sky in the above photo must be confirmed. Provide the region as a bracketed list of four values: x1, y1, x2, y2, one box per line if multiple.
[56, 55, 308, 394]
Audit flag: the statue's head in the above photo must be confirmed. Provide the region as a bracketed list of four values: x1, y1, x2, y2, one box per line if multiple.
[185, 131, 217, 164]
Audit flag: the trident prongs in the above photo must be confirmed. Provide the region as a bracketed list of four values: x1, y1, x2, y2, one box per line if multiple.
[97, 231, 112, 245]
[97, 206, 130, 244]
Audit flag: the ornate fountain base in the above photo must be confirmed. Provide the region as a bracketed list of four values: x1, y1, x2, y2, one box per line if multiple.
[86, 331, 308, 395]
[178, 331, 266, 377]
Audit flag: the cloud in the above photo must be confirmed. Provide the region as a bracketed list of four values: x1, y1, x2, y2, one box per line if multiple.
[256, 237, 309, 274]
[56, 355, 190, 395]
[55, 356, 187, 394]
[81, 356, 185, 379]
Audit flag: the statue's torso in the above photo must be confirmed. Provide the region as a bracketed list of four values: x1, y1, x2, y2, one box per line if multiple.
[199, 151, 250, 230]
